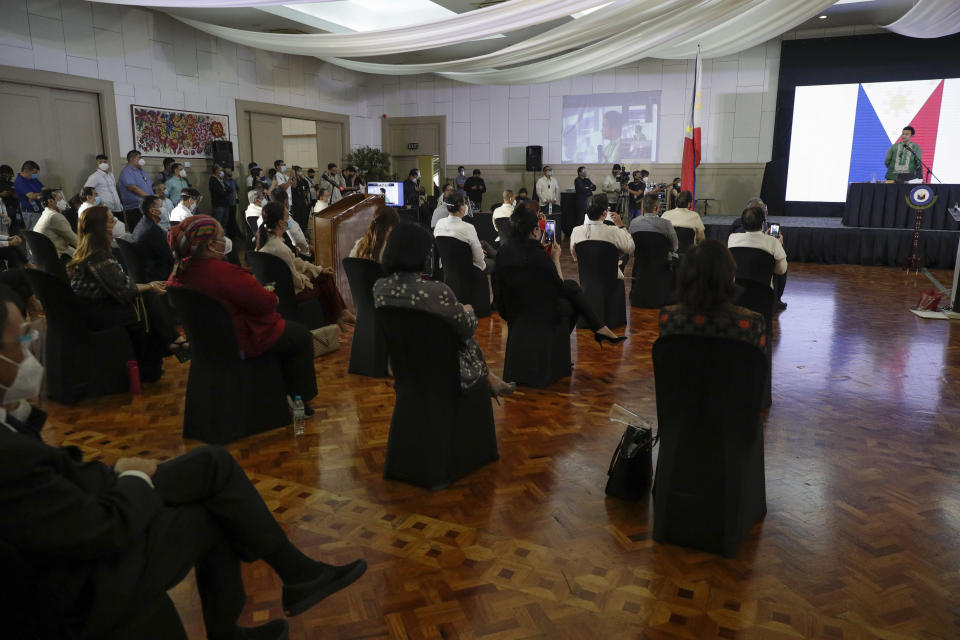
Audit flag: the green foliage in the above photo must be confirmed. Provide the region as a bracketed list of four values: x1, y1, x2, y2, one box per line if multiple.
[346, 146, 392, 181]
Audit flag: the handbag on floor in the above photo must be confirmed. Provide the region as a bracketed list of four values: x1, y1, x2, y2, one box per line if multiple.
[311, 325, 340, 357]
[605, 421, 657, 501]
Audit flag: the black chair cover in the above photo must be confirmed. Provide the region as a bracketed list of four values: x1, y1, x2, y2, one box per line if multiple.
[167, 287, 290, 444]
[630, 231, 673, 308]
[342, 257, 388, 378]
[115, 238, 147, 284]
[25, 270, 134, 404]
[494, 218, 513, 245]
[729, 247, 775, 285]
[652, 334, 768, 557]
[495, 266, 572, 388]
[574, 240, 626, 329]
[375, 307, 498, 490]
[123, 209, 142, 232]
[246, 216, 259, 237]
[465, 212, 497, 246]
[730, 247, 776, 408]
[675, 227, 696, 253]
[23, 230, 67, 281]
[435, 236, 491, 317]
[246, 251, 326, 330]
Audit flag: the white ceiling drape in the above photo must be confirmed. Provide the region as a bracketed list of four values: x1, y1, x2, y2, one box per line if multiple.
[885, 0, 960, 39]
[90, 0, 324, 6]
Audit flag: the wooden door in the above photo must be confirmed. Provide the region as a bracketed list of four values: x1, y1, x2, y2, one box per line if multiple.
[249, 112, 284, 171]
[316, 121, 344, 169]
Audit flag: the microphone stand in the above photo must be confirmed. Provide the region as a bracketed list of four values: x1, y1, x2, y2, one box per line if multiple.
[902, 143, 941, 184]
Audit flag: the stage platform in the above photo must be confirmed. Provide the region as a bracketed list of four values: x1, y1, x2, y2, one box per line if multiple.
[703, 215, 960, 269]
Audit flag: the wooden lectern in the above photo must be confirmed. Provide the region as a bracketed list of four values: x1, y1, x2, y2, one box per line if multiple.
[312, 193, 386, 309]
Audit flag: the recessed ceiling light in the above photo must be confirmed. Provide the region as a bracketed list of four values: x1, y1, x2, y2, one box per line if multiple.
[819, 15, 827, 19]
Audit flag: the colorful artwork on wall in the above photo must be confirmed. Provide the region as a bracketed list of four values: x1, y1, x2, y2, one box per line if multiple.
[131, 105, 229, 158]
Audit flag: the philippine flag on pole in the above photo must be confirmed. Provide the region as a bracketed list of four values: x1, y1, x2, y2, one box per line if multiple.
[681, 52, 702, 207]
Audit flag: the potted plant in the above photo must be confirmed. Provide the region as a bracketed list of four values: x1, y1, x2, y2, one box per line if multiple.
[345, 146, 392, 182]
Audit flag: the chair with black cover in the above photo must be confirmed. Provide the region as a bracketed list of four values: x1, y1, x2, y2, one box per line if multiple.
[115, 238, 147, 284]
[435, 235, 491, 317]
[343, 257, 388, 377]
[630, 231, 673, 308]
[465, 212, 497, 246]
[730, 246, 775, 407]
[167, 286, 290, 444]
[123, 209, 142, 233]
[652, 334, 767, 557]
[24, 269, 135, 404]
[496, 266, 572, 388]
[0, 539, 189, 640]
[246, 216, 259, 237]
[23, 229, 67, 280]
[494, 217, 513, 245]
[675, 227, 696, 254]
[574, 240, 626, 329]
[375, 307, 498, 490]
[246, 251, 326, 330]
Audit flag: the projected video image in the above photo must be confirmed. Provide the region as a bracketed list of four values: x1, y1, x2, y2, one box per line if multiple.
[785, 78, 960, 202]
[561, 91, 661, 164]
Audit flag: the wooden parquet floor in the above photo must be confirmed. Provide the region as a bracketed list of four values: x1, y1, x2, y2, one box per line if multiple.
[39, 259, 960, 640]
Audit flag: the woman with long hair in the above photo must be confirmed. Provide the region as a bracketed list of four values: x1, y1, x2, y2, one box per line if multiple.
[349, 208, 399, 262]
[256, 202, 354, 332]
[67, 205, 180, 382]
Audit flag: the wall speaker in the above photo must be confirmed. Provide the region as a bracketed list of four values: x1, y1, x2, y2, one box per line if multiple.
[525, 145, 542, 172]
[211, 140, 234, 168]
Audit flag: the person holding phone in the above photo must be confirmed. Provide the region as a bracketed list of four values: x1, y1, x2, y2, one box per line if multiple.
[570, 200, 634, 279]
[495, 202, 626, 346]
[434, 193, 496, 273]
[727, 205, 788, 296]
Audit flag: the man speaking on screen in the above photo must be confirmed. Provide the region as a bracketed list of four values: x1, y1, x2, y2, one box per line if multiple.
[598, 110, 623, 163]
[884, 126, 922, 182]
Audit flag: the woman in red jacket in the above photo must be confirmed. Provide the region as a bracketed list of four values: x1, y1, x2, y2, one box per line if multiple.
[168, 215, 317, 412]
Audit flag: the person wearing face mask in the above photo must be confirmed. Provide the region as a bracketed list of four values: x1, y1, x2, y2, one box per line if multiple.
[78, 186, 128, 247]
[152, 182, 174, 232]
[270, 159, 295, 205]
[304, 168, 318, 207]
[83, 154, 122, 215]
[164, 162, 190, 205]
[34, 188, 78, 259]
[431, 183, 455, 229]
[289, 166, 312, 233]
[156, 156, 176, 184]
[208, 164, 231, 229]
[403, 168, 424, 215]
[118, 150, 153, 227]
[133, 195, 177, 285]
[535, 166, 560, 212]
[169, 188, 201, 226]
[320, 163, 344, 205]
[14, 160, 43, 230]
[574, 166, 596, 227]
[268, 187, 312, 260]
[463, 169, 486, 212]
[257, 202, 353, 333]
[312, 187, 331, 214]
[455, 166, 468, 199]
[342, 165, 363, 195]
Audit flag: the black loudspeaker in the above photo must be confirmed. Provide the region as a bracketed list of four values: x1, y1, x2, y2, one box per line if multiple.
[525, 145, 542, 172]
[211, 140, 234, 168]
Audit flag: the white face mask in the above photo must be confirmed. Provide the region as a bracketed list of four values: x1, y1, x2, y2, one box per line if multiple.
[190, 201, 197, 212]
[217, 171, 224, 179]
[210, 237, 233, 256]
[0, 350, 44, 404]
[55, 200, 68, 211]
[98, 162, 109, 171]
[137, 158, 146, 167]
[280, 165, 287, 173]
[179, 170, 187, 178]
[546, 171, 552, 177]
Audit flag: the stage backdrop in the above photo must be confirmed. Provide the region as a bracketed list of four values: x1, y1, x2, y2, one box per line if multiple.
[786, 78, 960, 202]
[132, 105, 229, 158]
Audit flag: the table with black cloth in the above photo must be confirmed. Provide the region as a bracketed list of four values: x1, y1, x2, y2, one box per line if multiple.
[843, 183, 960, 231]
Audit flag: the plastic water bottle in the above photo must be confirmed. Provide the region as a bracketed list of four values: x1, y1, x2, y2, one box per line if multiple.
[548, 202, 553, 216]
[292, 395, 305, 436]
[127, 360, 141, 395]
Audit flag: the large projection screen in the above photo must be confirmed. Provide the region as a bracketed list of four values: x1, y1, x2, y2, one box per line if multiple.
[562, 91, 661, 164]
[785, 78, 960, 202]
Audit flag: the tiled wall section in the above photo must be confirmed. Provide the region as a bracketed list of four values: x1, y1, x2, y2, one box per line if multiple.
[0, 0, 381, 154]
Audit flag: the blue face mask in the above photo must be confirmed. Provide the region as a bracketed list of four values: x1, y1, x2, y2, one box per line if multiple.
[31, 173, 38, 180]
[93, 196, 102, 205]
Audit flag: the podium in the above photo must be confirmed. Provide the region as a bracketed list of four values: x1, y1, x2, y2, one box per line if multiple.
[311, 193, 386, 309]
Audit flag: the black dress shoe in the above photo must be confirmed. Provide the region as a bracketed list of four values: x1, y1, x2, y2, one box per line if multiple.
[237, 619, 289, 640]
[282, 559, 367, 617]
[776, 301, 787, 311]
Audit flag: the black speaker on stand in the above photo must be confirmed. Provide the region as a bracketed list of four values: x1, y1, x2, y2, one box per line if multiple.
[525, 145, 542, 200]
[211, 140, 235, 168]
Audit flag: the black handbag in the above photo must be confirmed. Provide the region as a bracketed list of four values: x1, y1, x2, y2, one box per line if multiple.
[605, 423, 657, 501]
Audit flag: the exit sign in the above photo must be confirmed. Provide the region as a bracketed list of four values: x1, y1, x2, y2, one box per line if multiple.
[407, 142, 419, 150]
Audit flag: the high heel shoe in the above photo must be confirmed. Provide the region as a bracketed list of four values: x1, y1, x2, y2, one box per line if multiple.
[490, 381, 517, 406]
[594, 332, 627, 348]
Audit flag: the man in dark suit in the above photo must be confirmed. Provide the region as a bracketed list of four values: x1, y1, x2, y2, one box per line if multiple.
[0, 287, 366, 640]
[574, 166, 597, 228]
[132, 196, 175, 283]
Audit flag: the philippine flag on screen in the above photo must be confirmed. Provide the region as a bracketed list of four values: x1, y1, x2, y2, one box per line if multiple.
[785, 78, 960, 202]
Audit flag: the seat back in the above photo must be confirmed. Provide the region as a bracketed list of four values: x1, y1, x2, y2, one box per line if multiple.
[435, 235, 491, 316]
[675, 227, 696, 253]
[246, 251, 299, 320]
[494, 217, 513, 244]
[630, 231, 673, 308]
[23, 229, 67, 280]
[652, 334, 768, 557]
[465, 212, 497, 246]
[246, 216, 259, 237]
[123, 209, 142, 232]
[574, 240, 626, 329]
[167, 286, 243, 363]
[343, 257, 388, 377]
[729, 247, 775, 285]
[115, 238, 147, 284]
[376, 307, 461, 397]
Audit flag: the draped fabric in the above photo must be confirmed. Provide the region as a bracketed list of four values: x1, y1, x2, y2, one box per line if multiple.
[885, 0, 960, 39]
[90, 0, 323, 6]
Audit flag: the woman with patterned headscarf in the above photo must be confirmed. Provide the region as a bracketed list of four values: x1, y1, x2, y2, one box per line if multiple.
[168, 215, 318, 412]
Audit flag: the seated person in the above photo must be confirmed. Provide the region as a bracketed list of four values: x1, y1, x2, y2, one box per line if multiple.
[660, 190, 705, 244]
[491, 189, 516, 243]
[659, 239, 766, 350]
[312, 187, 331, 214]
[246, 188, 264, 228]
[431, 183, 454, 229]
[515, 187, 530, 203]
[495, 205, 626, 345]
[152, 181, 174, 232]
[0, 286, 366, 640]
[256, 202, 354, 333]
[34, 188, 78, 259]
[349, 207, 400, 262]
[132, 195, 176, 283]
[270, 187, 312, 259]
[79, 186, 129, 244]
[727, 204, 788, 297]
[569, 201, 634, 279]
[628, 192, 678, 254]
[169, 187, 201, 226]
[373, 223, 515, 399]
[168, 215, 319, 410]
[67, 206, 183, 379]
[434, 193, 495, 273]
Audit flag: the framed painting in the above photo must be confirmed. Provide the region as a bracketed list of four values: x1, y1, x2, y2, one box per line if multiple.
[131, 105, 230, 158]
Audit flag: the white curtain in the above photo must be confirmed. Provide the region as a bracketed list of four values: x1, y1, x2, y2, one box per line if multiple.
[885, 0, 960, 39]
[173, 0, 615, 58]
